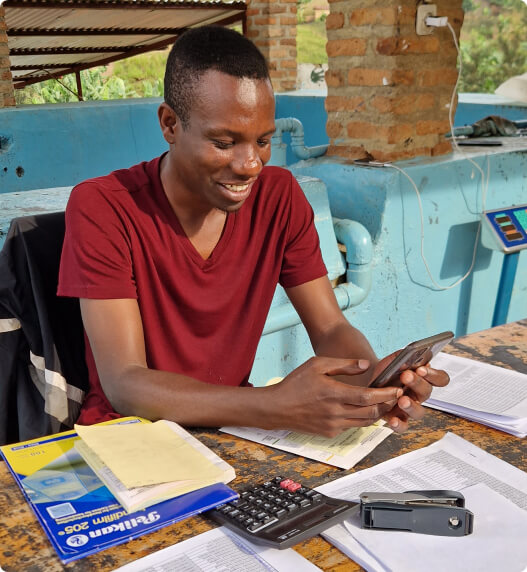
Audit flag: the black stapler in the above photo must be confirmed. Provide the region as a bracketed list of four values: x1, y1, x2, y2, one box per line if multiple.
[359, 490, 474, 536]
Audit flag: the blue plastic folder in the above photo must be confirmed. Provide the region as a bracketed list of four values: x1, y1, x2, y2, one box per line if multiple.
[0, 419, 237, 563]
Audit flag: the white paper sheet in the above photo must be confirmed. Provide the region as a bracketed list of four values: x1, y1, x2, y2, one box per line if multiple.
[427, 353, 527, 436]
[220, 422, 392, 470]
[317, 432, 527, 572]
[341, 483, 527, 572]
[112, 526, 321, 572]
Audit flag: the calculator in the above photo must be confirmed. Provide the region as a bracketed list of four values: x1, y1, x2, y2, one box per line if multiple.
[208, 476, 358, 549]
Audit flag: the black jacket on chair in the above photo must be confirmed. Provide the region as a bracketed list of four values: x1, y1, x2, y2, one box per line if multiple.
[0, 212, 89, 446]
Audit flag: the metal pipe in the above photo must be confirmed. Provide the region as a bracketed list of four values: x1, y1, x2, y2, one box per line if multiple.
[270, 117, 328, 166]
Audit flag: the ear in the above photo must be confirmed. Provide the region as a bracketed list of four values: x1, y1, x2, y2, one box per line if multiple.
[158, 103, 179, 145]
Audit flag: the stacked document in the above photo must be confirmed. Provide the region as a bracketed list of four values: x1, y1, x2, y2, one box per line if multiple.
[317, 432, 527, 572]
[75, 419, 235, 512]
[113, 526, 321, 572]
[426, 353, 527, 437]
[221, 421, 392, 470]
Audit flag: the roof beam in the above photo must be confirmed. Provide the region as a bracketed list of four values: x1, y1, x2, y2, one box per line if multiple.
[10, 9, 246, 90]
[13, 32, 181, 88]
[3, 0, 245, 10]
[11, 64, 73, 69]
[8, 27, 186, 36]
[10, 47, 130, 54]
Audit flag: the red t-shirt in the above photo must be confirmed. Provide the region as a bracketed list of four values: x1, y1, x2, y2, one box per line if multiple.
[58, 156, 327, 424]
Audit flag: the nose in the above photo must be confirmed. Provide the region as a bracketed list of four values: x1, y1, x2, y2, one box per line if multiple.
[232, 144, 264, 178]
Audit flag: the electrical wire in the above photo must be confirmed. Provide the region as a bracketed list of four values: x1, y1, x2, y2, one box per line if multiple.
[383, 20, 490, 291]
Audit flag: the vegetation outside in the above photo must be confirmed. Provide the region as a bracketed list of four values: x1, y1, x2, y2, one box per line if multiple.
[14, 0, 527, 104]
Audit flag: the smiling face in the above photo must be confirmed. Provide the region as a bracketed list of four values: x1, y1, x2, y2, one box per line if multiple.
[159, 70, 276, 214]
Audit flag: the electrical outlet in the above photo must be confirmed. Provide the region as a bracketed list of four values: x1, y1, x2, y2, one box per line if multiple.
[416, 4, 437, 35]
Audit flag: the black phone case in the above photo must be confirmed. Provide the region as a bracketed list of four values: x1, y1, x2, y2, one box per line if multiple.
[369, 331, 454, 388]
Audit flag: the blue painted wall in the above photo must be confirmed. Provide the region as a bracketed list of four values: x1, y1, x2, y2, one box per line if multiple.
[1, 94, 526, 387]
[3, 92, 524, 194]
[0, 99, 166, 194]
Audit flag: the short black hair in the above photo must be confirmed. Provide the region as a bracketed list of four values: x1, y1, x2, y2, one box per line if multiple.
[164, 26, 270, 128]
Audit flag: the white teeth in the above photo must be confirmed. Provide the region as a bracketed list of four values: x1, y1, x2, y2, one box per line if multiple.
[223, 183, 249, 192]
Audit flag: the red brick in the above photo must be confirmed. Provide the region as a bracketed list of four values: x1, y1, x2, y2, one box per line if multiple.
[265, 5, 288, 14]
[264, 27, 284, 38]
[346, 121, 387, 139]
[416, 120, 451, 136]
[326, 145, 367, 161]
[325, 95, 365, 112]
[326, 120, 343, 138]
[0, 82, 15, 96]
[386, 123, 414, 144]
[327, 38, 367, 57]
[0, 68, 12, 81]
[267, 48, 289, 58]
[418, 68, 459, 87]
[371, 93, 435, 114]
[281, 59, 297, 69]
[325, 69, 343, 87]
[349, 7, 414, 26]
[254, 38, 278, 48]
[326, 12, 345, 29]
[347, 68, 414, 87]
[431, 139, 453, 156]
[255, 16, 277, 26]
[376, 35, 440, 56]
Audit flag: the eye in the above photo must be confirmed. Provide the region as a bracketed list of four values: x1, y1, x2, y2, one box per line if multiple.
[212, 139, 234, 150]
[257, 138, 270, 148]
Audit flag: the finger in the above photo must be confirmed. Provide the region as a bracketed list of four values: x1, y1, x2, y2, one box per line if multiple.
[397, 394, 427, 420]
[340, 401, 395, 421]
[311, 356, 371, 377]
[385, 413, 409, 434]
[399, 369, 433, 403]
[415, 365, 450, 388]
[339, 384, 403, 407]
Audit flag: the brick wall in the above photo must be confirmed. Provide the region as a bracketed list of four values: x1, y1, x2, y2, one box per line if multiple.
[0, 6, 15, 108]
[325, 0, 463, 161]
[246, 0, 298, 92]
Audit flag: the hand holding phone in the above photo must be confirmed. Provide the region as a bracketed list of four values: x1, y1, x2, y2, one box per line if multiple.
[369, 331, 454, 389]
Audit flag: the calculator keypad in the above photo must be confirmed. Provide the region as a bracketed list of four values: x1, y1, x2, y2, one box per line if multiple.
[209, 476, 358, 549]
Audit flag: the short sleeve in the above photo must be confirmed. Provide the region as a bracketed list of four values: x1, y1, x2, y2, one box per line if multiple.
[57, 182, 138, 299]
[279, 174, 327, 289]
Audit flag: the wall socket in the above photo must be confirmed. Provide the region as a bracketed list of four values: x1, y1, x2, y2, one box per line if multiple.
[416, 4, 437, 35]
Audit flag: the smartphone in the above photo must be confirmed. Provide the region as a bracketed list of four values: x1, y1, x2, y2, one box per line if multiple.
[369, 331, 454, 388]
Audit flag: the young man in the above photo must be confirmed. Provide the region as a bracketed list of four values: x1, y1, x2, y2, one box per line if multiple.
[58, 26, 449, 437]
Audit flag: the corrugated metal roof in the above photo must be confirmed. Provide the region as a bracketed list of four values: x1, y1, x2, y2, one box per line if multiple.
[4, 0, 247, 89]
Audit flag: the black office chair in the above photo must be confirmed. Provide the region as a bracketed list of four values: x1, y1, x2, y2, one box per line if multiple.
[0, 212, 89, 446]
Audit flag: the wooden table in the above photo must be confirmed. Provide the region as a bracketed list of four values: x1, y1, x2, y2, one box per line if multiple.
[1, 320, 526, 571]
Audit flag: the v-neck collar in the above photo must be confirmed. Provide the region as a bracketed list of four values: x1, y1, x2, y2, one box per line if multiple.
[150, 155, 236, 269]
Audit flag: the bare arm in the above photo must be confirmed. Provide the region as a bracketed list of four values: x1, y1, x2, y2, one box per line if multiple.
[285, 276, 378, 386]
[80, 297, 402, 436]
[285, 276, 450, 432]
